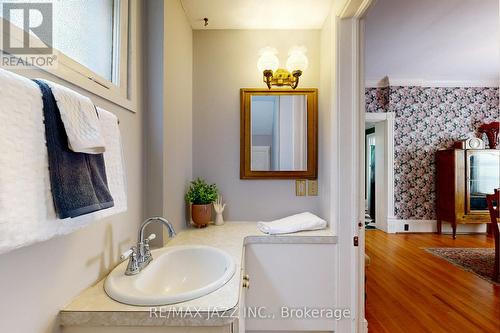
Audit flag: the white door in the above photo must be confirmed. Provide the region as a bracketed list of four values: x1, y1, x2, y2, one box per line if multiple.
[251, 146, 271, 171]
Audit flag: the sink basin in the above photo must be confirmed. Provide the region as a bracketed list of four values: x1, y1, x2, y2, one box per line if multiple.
[104, 245, 236, 306]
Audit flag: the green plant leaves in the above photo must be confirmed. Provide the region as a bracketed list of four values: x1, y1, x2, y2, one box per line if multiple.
[185, 178, 218, 205]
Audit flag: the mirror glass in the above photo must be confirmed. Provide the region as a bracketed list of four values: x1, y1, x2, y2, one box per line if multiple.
[468, 152, 500, 210]
[250, 95, 308, 171]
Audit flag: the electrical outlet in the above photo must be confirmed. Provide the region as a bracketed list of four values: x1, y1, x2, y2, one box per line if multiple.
[295, 180, 306, 196]
[308, 180, 318, 196]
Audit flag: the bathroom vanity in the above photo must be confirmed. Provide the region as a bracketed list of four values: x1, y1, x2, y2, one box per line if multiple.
[59, 222, 336, 333]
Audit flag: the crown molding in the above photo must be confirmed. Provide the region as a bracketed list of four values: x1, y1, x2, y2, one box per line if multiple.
[365, 78, 499, 88]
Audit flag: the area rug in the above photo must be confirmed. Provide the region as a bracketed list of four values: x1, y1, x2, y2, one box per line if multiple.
[425, 248, 499, 285]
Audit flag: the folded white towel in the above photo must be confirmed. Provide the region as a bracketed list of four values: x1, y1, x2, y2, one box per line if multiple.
[257, 212, 327, 235]
[0, 69, 127, 255]
[40, 79, 105, 154]
[96, 107, 127, 215]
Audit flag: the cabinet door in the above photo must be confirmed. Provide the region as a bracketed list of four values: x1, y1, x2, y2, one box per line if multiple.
[244, 243, 336, 332]
[62, 326, 231, 333]
[466, 150, 500, 213]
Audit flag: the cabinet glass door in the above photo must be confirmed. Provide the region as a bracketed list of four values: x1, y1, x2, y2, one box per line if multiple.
[467, 151, 500, 211]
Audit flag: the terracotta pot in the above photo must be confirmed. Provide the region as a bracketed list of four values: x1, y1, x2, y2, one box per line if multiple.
[191, 204, 212, 228]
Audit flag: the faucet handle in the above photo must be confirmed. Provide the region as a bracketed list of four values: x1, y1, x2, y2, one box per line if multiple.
[142, 234, 155, 266]
[122, 246, 140, 276]
[120, 246, 137, 260]
[145, 233, 156, 244]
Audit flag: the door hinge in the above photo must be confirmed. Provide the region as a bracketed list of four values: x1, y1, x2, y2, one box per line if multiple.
[353, 236, 359, 247]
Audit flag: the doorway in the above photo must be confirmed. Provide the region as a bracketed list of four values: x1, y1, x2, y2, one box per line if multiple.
[365, 124, 376, 228]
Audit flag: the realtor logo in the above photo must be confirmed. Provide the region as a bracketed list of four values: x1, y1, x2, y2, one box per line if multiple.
[2, 2, 53, 54]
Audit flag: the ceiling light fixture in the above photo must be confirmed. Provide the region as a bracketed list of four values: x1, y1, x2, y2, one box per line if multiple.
[257, 46, 308, 89]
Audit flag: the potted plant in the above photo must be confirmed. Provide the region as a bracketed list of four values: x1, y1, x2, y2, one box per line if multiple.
[186, 178, 218, 228]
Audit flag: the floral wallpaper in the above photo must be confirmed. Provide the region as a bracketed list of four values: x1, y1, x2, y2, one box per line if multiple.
[366, 86, 499, 220]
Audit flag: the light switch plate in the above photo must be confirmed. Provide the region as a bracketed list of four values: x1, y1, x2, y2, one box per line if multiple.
[295, 180, 306, 196]
[308, 180, 318, 196]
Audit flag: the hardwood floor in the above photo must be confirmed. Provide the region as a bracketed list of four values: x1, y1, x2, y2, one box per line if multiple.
[365, 230, 500, 333]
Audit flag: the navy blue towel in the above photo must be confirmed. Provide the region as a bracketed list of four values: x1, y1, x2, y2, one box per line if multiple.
[34, 80, 114, 219]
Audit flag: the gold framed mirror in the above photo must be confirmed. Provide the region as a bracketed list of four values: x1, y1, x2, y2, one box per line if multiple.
[240, 88, 318, 179]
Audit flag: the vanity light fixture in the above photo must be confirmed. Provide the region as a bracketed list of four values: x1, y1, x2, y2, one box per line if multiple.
[257, 46, 308, 89]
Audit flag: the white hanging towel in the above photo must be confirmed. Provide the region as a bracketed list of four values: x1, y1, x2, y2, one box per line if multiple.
[257, 212, 327, 235]
[0, 68, 127, 255]
[40, 79, 106, 154]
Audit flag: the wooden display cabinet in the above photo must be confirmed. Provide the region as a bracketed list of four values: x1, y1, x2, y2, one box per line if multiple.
[436, 149, 500, 238]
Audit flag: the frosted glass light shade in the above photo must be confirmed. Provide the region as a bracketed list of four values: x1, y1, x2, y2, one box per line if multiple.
[257, 47, 279, 72]
[286, 46, 308, 72]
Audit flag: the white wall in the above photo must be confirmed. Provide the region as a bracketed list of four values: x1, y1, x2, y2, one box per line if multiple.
[192, 30, 322, 221]
[0, 7, 145, 333]
[164, 0, 193, 233]
[319, 10, 336, 230]
[144, 0, 166, 243]
[365, 0, 500, 84]
[144, 0, 193, 243]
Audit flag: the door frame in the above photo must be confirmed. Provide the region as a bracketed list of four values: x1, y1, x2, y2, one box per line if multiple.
[334, 1, 374, 332]
[365, 112, 396, 232]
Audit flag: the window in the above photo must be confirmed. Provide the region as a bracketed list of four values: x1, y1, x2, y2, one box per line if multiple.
[0, 0, 135, 111]
[52, 0, 115, 81]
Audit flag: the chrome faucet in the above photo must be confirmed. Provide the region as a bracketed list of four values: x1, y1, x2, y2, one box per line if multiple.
[120, 217, 176, 275]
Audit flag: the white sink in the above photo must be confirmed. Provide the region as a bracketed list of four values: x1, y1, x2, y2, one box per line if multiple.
[104, 245, 235, 306]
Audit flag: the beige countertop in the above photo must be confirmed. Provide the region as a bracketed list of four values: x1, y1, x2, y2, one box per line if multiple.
[59, 221, 337, 327]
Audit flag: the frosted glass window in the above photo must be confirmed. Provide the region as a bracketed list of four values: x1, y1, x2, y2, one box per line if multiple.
[1, 0, 115, 81]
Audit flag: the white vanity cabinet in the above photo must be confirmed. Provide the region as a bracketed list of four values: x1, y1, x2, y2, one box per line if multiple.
[243, 243, 336, 333]
[59, 223, 336, 333]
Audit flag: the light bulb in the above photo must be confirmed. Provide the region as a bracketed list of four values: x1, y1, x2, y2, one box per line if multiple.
[286, 46, 308, 72]
[257, 46, 279, 72]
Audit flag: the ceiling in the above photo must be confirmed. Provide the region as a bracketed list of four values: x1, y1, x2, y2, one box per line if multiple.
[180, 0, 334, 30]
[365, 0, 499, 83]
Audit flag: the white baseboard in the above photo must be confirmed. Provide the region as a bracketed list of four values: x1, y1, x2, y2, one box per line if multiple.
[385, 219, 487, 234]
[362, 318, 368, 333]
